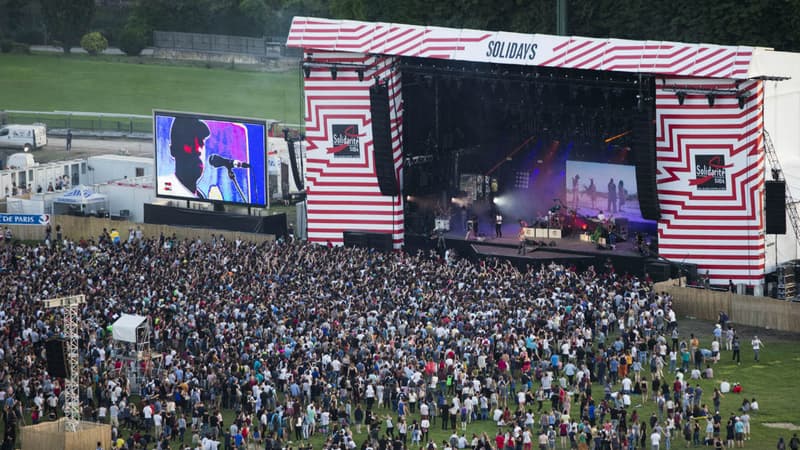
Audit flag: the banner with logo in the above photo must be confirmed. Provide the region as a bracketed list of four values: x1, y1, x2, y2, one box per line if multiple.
[0, 214, 50, 225]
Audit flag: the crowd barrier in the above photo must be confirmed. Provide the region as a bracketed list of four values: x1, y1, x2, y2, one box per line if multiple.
[3, 215, 275, 245]
[654, 280, 800, 333]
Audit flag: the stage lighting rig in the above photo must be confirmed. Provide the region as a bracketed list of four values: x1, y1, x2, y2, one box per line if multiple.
[301, 61, 372, 81]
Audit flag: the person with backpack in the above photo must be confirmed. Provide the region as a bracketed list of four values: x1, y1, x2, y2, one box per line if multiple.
[789, 433, 799, 450]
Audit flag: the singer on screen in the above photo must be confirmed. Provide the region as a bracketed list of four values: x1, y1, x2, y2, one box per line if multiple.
[156, 113, 266, 205]
[159, 117, 213, 199]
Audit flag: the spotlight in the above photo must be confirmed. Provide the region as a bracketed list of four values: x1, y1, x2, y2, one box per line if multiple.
[676, 91, 686, 105]
[706, 93, 715, 107]
[303, 65, 311, 79]
[406, 195, 412, 202]
[357, 69, 364, 82]
[330, 66, 337, 80]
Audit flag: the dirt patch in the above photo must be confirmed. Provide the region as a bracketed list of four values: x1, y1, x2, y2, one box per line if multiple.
[764, 423, 800, 431]
[677, 317, 800, 345]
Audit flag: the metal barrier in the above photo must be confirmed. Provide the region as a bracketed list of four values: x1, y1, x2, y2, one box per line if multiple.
[2, 110, 152, 137]
[153, 30, 285, 59]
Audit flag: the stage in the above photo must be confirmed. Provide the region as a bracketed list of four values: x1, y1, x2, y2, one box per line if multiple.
[437, 228, 661, 277]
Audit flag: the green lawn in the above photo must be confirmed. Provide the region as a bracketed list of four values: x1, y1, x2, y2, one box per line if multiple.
[0, 53, 302, 122]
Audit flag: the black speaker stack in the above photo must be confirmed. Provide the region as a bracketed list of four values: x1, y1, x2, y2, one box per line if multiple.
[343, 230, 393, 252]
[631, 111, 661, 220]
[765, 180, 787, 235]
[45, 338, 69, 378]
[370, 81, 400, 197]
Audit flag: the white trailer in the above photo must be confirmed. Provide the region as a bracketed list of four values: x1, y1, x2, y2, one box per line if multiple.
[86, 154, 154, 184]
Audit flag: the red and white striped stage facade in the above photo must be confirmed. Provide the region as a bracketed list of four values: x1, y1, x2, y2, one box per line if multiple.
[287, 17, 767, 284]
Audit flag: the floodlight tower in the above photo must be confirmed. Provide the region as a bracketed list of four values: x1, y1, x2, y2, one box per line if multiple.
[42, 294, 85, 432]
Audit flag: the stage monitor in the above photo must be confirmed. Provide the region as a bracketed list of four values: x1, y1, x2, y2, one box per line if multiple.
[565, 160, 645, 222]
[154, 111, 267, 206]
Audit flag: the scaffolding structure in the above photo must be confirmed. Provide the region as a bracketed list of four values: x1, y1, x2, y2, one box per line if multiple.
[42, 295, 85, 433]
[111, 315, 161, 396]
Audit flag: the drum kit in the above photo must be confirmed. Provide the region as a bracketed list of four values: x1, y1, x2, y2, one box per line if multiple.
[548, 202, 563, 229]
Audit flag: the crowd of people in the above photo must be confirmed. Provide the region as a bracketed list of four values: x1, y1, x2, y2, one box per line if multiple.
[0, 231, 771, 450]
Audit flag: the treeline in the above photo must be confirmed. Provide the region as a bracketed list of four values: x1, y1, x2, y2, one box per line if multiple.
[2, 0, 800, 54]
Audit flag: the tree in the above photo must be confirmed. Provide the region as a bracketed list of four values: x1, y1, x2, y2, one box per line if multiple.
[118, 18, 149, 56]
[41, 0, 95, 53]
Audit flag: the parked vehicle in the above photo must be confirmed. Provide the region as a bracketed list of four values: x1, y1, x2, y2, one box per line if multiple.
[0, 124, 48, 151]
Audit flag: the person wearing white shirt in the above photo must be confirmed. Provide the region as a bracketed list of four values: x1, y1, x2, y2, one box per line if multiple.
[621, 377, 633, 394]
[142, 403, 153, 431]
[153, 411, 163, 438]
[109, 403, 119, 428]
[650, 430, 662, 449]
[751, 336, 764, 362]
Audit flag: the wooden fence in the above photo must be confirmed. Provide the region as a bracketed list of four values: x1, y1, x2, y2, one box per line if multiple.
[655, 280, 800, 333]
[5, 214, 274, 244]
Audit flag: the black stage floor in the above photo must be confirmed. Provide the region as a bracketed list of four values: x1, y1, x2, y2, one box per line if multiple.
[439, 230, 656, 275]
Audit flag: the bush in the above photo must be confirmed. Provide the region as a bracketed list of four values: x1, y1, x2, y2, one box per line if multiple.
[80, 32, 108, 56]
[0, 40, 13, 54]
[118, 23, 149, 56]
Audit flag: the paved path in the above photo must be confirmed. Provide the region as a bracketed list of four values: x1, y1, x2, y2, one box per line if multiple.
[30, 45, 154, 56]
[10, 137, 153, 163]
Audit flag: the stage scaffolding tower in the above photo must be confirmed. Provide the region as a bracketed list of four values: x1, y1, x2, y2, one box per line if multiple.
[43, 294, 85, 432]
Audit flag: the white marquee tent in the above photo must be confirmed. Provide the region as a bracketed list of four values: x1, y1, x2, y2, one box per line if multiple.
[111, 314, 148, 343]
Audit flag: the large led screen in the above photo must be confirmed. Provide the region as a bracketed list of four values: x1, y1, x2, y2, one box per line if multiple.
[565, 160, 644, 222]
[154, 111, 267, 206]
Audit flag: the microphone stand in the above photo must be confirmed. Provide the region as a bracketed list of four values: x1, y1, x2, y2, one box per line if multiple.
[226, 167, 246, 201]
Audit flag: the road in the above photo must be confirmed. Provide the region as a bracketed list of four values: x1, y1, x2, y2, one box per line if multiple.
[22, 137, 154, 163]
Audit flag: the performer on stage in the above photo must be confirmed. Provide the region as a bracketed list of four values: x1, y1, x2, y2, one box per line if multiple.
[517, 220, 527, 255]
[495, 212, 503, 238]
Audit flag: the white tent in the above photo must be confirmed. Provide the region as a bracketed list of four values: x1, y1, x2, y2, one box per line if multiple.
[52, 185, 109, 216]
[111, 314, 148, 343]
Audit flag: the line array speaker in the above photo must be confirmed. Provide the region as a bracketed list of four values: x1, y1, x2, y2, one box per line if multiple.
[632, 111, 661, 220]
[765, 180, 786, 234]
[45, 338, 69, 378]
[370, 82, 400, 196]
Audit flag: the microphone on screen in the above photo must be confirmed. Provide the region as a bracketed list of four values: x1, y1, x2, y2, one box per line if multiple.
[209, 154, 250, 169]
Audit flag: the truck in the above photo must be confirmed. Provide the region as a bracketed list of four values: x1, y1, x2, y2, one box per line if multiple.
[0, 124, 48, 152]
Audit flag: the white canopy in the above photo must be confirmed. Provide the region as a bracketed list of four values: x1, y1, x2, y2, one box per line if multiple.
[111, 314, 147, 343]
[53, 185, 107, 205]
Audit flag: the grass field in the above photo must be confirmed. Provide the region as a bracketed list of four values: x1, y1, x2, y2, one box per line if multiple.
[0, 53, 303, 122]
